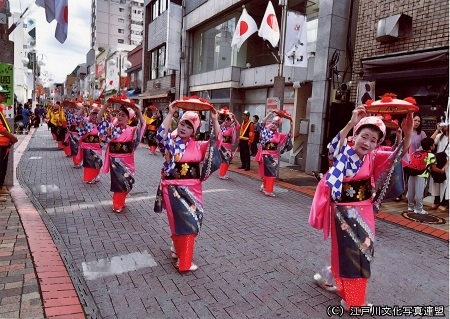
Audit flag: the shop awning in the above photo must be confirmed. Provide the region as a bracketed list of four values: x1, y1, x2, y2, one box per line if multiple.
[361, 48, 448, 80]
[138, 91, 170, 99]
[362, 48, 448, 70]
[127, 88, 141, 99]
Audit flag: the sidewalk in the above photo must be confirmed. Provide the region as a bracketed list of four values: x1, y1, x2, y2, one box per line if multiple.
[1, 128, 84, 318]
[0, 127, 448, 318]
[228, 155, 449, 241]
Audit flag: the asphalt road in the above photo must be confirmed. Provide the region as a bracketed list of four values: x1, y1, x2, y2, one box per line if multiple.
[17, 126, 449, 319]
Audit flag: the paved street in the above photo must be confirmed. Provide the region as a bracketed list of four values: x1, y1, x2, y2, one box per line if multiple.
[7, 125, 450, 318]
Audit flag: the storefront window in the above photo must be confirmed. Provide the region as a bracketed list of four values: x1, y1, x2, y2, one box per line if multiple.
[150, 45, 166, 79]
[192, 17, 236, 74]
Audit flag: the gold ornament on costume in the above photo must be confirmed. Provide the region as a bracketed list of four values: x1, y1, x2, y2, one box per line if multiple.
[357, 186, 366, 201]
[180, 163, 189, 176]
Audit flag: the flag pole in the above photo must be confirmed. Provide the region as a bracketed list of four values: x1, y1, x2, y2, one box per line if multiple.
[277, 0, 288, 78]
[274, 0, 288, 179]
[6, 3, 37, 36]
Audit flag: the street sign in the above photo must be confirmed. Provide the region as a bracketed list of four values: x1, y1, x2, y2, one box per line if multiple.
[0, 63, 14, 114]
[267, 97, 280, 110]
[0, 13, 6, 25]
[0, 0, 5, 10]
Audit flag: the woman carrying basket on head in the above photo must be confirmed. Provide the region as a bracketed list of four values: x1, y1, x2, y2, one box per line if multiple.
[309, 96, 414, 310]
[97, 97, 145, 213]
[155, 96, 221, 272]
[254, 110, 293, 197]
[77, 102, 104, 184]
[217, 108, 239, 180]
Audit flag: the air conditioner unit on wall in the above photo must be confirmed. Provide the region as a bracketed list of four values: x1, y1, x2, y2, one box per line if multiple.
[376, 14, 412, 43]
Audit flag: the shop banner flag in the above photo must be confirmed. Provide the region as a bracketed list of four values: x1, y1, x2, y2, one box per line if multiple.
[284, 11, 307, 68]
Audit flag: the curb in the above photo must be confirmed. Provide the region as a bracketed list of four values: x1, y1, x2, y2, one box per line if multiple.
[11, 129, 86, 319]
[228, 164, 448, 241]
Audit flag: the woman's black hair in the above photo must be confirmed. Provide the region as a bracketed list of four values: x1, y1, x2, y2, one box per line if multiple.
[119, 105, 129, 118]
[355, 124, 384, 142]
[182, 119, 194, 129]
[413, 113, 423, 134]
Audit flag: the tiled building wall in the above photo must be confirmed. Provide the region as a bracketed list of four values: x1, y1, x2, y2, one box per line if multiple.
[351, 0, 449, 101]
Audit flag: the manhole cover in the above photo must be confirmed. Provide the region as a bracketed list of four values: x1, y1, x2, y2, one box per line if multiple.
[401, 212, 446, 224]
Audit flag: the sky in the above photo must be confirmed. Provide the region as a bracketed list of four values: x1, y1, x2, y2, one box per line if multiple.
[11, 0, 91, 83]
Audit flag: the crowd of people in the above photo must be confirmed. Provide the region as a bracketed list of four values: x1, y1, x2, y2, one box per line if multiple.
[1, 89, 448, 313]
[396, 113, 449, 214]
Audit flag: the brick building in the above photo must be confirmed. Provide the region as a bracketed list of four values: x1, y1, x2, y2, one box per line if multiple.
[351, 0, 449, 136]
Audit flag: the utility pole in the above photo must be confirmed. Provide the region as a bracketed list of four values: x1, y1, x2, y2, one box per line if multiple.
[273, 0, 288, 112]
[273, 0, 288, 178]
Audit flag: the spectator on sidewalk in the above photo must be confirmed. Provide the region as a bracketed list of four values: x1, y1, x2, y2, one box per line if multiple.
[251, 115, 261, 156]
[238, 110, 254, 171]
[170, 110, 179, 131]
[22, 104, 31, 131]
[0, 87, 18, 200]
[396, 113, 427, 201]
[429, 121, 449, 212]
[196, 113, 208, 141]
[407, 137, 438, 214]
[308, 106, 413, 310]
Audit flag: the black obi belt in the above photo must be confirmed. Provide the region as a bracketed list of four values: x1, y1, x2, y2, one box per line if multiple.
[83, 135, 100, 143]
[166, 162, 200, 180]
[222, 136, 232, 143]
[109, 142, 133, 154]
[69, 125, 78, 132]
[264, 142, 278, 150]
[338, 178, 372, 203]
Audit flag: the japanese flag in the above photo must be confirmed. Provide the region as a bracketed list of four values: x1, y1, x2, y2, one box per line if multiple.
[231, 8, 258, 52]
[55, 0, 68, 44]
[258, 1, 280, 48]
[35, 0, 56, 23]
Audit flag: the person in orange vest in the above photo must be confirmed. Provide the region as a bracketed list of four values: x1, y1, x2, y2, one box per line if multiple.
[0, 86, 18, 201]
[143, 105, 162, 155]
[238, 110, 254, 171]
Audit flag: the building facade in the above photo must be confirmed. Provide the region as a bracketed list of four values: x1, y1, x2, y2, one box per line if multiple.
[141, 0, 358, 173]
[125, 44, 143, 101]
[91, 0, 144, 50]
[351, 0, 449, 138]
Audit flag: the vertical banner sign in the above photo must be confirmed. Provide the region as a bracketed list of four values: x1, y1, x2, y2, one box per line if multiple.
[0, 63, 14, 118]
[26, 18, 36, 47]
[284, 11, 308, 68]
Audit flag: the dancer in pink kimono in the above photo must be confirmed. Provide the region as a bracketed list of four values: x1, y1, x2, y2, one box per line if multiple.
[254, 111, 293, 197]
[218, 108, 239, 180]
[77, 104, 103, 184]
[156, 102, 221, 272]
[65, 102, 84, 168]
[97, 101, 145, 213]
[309, 106, 413, 310]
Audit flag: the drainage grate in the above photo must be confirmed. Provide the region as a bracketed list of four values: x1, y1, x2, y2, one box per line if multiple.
[280, 177, 318, 187]
[28, 147, 62, 152]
